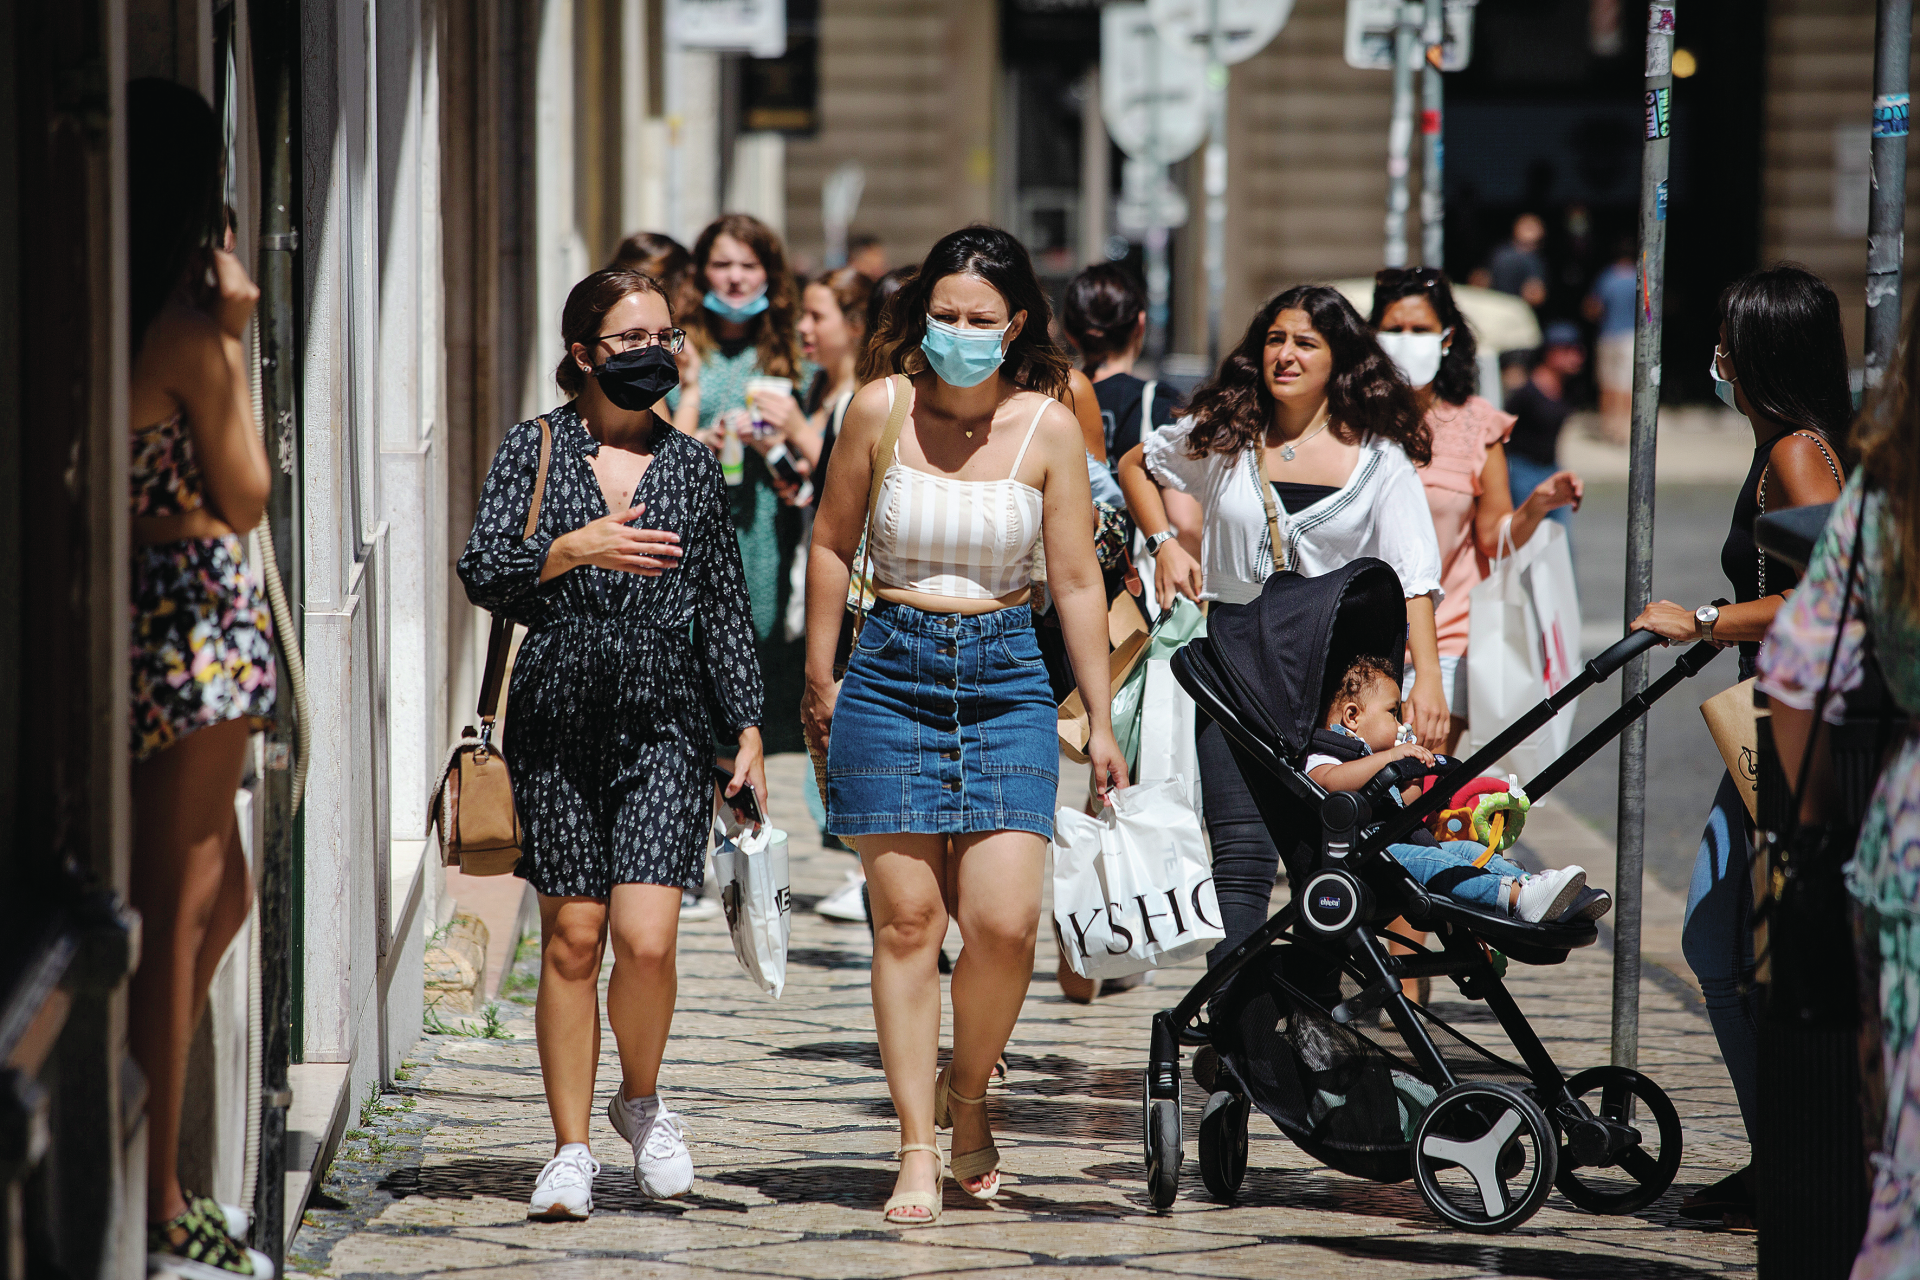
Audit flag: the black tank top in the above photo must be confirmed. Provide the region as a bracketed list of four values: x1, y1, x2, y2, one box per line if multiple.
[1720, 431, 1830, 674]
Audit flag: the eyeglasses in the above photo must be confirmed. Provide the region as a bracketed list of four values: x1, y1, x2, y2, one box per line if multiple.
[597, 327, 686, 355]
[1374, 266, 1446, 287]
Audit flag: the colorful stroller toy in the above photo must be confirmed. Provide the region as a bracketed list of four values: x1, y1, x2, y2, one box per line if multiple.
[1143, 559, 1718, 1232]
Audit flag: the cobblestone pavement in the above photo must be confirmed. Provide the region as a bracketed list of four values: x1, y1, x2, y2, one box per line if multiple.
[296, 754, 1757, 1279]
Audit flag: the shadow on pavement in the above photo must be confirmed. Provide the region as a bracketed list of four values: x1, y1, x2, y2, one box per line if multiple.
[1297, 1233, 1736, 1278]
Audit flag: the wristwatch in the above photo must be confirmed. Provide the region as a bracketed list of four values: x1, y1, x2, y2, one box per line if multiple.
[1695, 602, 1722, 646]
[1145, 530, 1178, 555]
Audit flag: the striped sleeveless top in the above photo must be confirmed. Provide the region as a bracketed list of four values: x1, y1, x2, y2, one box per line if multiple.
[867, 380, 1047, 600]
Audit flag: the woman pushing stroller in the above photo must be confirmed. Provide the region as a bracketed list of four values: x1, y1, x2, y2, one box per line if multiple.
[1310, 654, 1608, 924]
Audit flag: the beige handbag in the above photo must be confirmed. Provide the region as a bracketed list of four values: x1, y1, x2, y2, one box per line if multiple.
[427, 417, 553, 875]
[1699, 678, 1761, 821]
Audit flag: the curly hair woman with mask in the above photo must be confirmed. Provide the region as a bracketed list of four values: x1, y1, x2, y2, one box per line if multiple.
[1116, 283, 1443, 997]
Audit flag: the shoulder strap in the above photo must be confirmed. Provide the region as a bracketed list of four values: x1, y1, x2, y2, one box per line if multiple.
[852, 375, 913, 633]
[524, 416, 553, 539]
[1253, 446, 1286, 574]
[1141, 380, 1158, 427]
[1010, 395, 1048, 478]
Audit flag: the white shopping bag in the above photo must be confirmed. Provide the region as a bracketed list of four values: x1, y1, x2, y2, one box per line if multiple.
[1053, 777, 1222, 981]
[1137, 659, 1203, 819]
[1465, 519, 1581, 780]
[711, 815, 791, 998]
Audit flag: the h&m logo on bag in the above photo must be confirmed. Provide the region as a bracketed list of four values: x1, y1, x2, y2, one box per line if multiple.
[1062, 879, 1220, 957]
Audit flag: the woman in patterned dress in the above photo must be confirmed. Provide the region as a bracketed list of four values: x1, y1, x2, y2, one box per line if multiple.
[1760, 313, 1920, 1276]
[125, 80, 279, 1278]
[459, 269, 764, 1222]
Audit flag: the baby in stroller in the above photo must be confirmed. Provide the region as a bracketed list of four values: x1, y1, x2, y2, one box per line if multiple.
[1308, 654, 1610, 924]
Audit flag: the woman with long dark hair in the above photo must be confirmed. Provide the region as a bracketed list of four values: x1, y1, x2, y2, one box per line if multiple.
[1115, 284, 1443, 987]
[1630, 264, 1848, 1225]
[125, 78, 278, 1279]
[460, 268, 764, 1222]
[804, 227, 1126, 1224]
[1763, 305, 1920, 1277]
[1370, 266, 1583, 751]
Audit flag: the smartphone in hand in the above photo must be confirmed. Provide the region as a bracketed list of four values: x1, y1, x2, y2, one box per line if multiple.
[711, 764, 763, 827]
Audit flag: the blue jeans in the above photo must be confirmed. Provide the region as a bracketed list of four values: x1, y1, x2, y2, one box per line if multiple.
[1681, 771, 1761, 1142]
[1388, 840, 1527, 909]
[826, 602, 1058, 839]
[1507, 454, 1574, 536]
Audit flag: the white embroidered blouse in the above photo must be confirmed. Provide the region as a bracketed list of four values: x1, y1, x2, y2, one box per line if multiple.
[1141, 418, 1444, 607]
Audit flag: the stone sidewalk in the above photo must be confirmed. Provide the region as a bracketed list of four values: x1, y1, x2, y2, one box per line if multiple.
[292, 754, 1756, 1279]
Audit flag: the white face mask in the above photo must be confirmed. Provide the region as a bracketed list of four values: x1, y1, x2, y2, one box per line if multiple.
[1377, 330, 1450, 389]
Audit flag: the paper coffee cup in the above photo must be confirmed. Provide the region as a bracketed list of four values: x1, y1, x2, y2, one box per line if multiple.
[745, 376, 793, 427]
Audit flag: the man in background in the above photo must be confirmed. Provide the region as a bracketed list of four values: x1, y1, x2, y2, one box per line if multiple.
[1585, 239, 1639, 444]
[1505, 321, 1586, 537]
[1478, 213, 1549, 309]
[847, 233, 887, 280]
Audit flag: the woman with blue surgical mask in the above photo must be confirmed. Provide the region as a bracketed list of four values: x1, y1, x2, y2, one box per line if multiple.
[663, 215, 818, 784]
[1627, 265, 1849, 1228]
[804, 226, 1127, 1225]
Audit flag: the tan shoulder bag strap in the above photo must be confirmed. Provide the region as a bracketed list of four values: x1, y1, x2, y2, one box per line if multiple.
[478, 417, 556, 731]
[1254, 444, 1286, 575]
[851, 375, 913, 635]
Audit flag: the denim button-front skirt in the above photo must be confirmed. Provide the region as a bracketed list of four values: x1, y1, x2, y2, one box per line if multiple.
[827, 601, 1058, 839]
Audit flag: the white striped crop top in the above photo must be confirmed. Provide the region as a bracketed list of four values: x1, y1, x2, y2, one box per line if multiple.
[867, 381, 1047, 600]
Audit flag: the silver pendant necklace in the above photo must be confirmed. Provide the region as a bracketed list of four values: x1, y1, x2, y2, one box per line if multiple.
[1276, 410, 1331, 462]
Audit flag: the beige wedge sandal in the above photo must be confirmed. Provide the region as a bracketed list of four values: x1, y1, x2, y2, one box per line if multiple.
[934, 1067, 1001, 1200]
[882, 1144, 945, 1226]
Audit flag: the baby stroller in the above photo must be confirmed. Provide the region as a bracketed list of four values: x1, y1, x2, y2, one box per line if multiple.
[1141, 559, 1719, 1232]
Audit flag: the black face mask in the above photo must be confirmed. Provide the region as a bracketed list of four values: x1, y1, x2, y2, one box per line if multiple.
[592, 345, 679, 412]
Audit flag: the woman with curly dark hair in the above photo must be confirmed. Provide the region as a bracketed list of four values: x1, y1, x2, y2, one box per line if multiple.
[1115, 283, 1444, 980]
[1371, 266, 1583, 753]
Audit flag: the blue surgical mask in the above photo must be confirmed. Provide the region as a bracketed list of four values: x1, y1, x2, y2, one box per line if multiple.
[1708, 348, 1737, 410]
[921, 316, 1008, 388]
[704, 288, 770, 323]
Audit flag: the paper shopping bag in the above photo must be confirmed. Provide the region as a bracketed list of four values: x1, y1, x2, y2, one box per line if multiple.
[711, 815, 791, 998]
[1466, 520, 1581, 779]
[1053, 777, 1221, 981]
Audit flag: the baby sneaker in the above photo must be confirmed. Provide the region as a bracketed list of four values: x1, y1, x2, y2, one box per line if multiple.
[608, 1090, 695, 1199]
[528, 1143, 600, 1221]
[1512, 866, 1587, 923]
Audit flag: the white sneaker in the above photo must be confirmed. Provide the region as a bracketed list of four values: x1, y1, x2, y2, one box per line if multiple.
[528, 1144, 599, 1221]
[816, 871, 867, 923]
[607, 1091, 695, 1199]
[1513, 866, 1588, 923]
[680, 889, 720, 922]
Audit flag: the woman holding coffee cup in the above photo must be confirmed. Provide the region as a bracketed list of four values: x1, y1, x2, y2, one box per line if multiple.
[668, 214, 818, 648]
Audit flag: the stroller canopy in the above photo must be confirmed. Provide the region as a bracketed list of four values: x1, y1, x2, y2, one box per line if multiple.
[1178, 559, 1408, 762]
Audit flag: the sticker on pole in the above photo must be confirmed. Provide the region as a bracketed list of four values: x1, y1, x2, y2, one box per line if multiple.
[1875, 93, 1910, 139]
[1102, 3, 1209, 166]
[1345, 0, 1475, 72]
[1644, 87, 1670, 140]
[1149, 0, 1293, 65]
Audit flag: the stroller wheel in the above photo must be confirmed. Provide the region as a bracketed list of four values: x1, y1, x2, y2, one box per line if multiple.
[1412, 1081, 1558, 1232]
[1552, 1067, 1682, 1215]
[1141, 1069, 1183, 1209]
[1197, 1091, 1250, 1202]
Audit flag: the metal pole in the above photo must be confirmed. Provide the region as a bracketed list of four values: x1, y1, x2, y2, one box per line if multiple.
[1612, 0, 1675, 1072]
[1866, 0, 1911, 392]
[249, 0, 301, 1266]
[1419, 0, 1444, 267]
[1384, 3, 1418, 268]
[1203, 0, 1227, 366]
